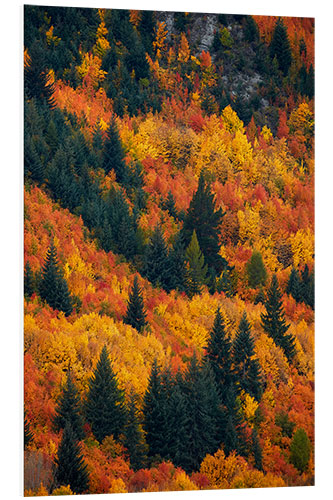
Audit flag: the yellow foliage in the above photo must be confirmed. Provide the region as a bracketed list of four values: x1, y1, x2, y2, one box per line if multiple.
[170, 470, 199, 491]
[76, 52, 107, 88]
[288, 102, 314, 138]
[45, 25, 61, 46]
[221, 105, 245, 134]
[153, 21, 168, 59]
[237, 205, 261, 244]
[231, 469, 285, 488]
[230, 130, 253, 171]
[289, 228, 314, 267]
[241, 391, 258, 426]
[51, 484, 74, 495]
[200, 449, 248, 489]
[261, 125, 273, 144]
[109, 478, 128, 493]
[178, 33, 190, 64]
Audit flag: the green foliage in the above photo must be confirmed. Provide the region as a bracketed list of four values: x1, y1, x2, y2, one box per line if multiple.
[243, 16, 259, 43]
[53, 370, 85, 440]
[142, 225, 170, 290]
[289, 428, 311, 473]
[24, 262, 35, 299]
[181, 173, 227, 275]
[252, 428, 263, 470]
[103, 115, 126, 178]
[85, 345, 127, 443]
[275, 412, 296, 438]
[261, 275, 296, 362]
[233, 313, 263, 402]
[166, 232, 187, 292]
[286, 267, 301, 302]
[185, 230, 209, 298]
[123, 392, 148, 471]
[54, 422, 89, 494]
[24, 42, 56, 109]
[123, 275, 147, 332]
[39, 241, 73, 316]
[246, 251, 267, 289]
[269, 18, 292, 75]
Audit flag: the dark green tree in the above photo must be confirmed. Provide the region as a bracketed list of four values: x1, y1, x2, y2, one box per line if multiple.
[275, 411, 296, 438]
[162, 190, 178, 220]
[24, 42, 56, 109]
[261, 275, 296, 362]
[53, 370, 85, 440]
[269, 18, 292, 76]
[222, 382, 247, 456]
[123, 275, 147, 332]
[167, 381, 191, 470]
[205, 308, 233, 401]
[286, 267, 301, 302]
[39, 241, 73, 316]
[24, 411, 34, 449]
[24, 135, 44, 183]
[289, 428, 311, 474]
[181, 172, 227, 275]
[184, 230, 209, 297]
[166, 232, 187, 292]
[246, 251, 267, 289]
[123, 392, 148, 471]
[243, 15, 259, 43]
[85, 345, 127, 443]
[233, 313, 263, 401]
[142, 359, 170, 460]
[142, 225, 170, 290]
[251, 428, 263, 471]
[299, 264, 314, 309]
[24, 261, 35, 299]
[103, 115, 127, 179]
[54, 422, 89, 494]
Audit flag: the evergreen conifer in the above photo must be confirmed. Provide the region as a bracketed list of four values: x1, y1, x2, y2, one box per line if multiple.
[85, 345, 127, 443]
[123, 275, 147, 332]
[269, 18, 292, 75]
[185, 230, 208, 297]
[53, 370, 85, 440]
[123, 392, 148, 471]
[54, 422, 89, 494]
[246, 251, 267, 289]
[24, 261, 35, 299]
[142, 225, 170, 290]
[103, 115, 127, 179]
[261, 275, 296, 362]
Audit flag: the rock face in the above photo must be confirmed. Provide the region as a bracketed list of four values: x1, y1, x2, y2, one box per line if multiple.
[191, 14, 218, 54]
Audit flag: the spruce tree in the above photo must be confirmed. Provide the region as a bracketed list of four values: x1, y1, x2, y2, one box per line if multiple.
[222, 381, 247, 457]
[85, 345, 127, 443]
[123, 275, 147, 332]
[24, 261, 35, 299]
[167, 381, 191, 470]
[24, 135, 44, 183]
[261, 275, 296, 362]
[162, 190, 178, 220]
[269, 18, 292, 76]
[246, 251, 267, 289]
[205, 308, 233, 401]
[286, 267, 301, 302]
[166, 232, 187, 292]
[233, 313, 263, 401]
[24, 411, 34, 449]
[299, 264, 314, 309]
[289, 428, 311, 474]
[24, 42, 56, 109]
[181, 172, 227, 275]
[142, 225, 170, 290]
[185, 230, 208, 297]
[252, 428, 263, 471]
[54, 422, 89, 494]
[53, 370, 85, 440]
[39, 241, 73, 316]
[123, 392, 148, 471]
[103, 115, 127, 179]
[142, 359, 170, 460]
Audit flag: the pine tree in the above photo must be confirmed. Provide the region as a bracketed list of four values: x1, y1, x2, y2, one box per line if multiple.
[24, 261, 35, 299]
[24, 42, 56, 109]
[289, 428, 311, 474]
[53, 370, 85, 440]
[162, 190, 178, 220]
[123, 275, 147, 332]
[233, 313, 263, 401]
[185, 230, 208, 297]
[166, 232, 187, 292]
[269, 18, 292, 76]
[24, 135, 44, 183]
[261, 275, 296, 362]
[252, 428, 263, 471]
[299, 264, 314, 309]
[142, 225, 170, 290]
[85, 345, 127, 443]
[246, 251, 267, 289]
[205, 308, 233, 401]
[181, 354, 220, 471]
[54, 422, 89, 494]
[123, 392, 148, 471]
[181, 172, 227, 275]
[222, 382, 247, 457]
[24, 411, 34, 449]
[142, 359, 170, 460]
[103, 115, 127, 179]
[39, 241, 73, 316]
[167, 381, 191, 470]
[286, 267, 301, 302]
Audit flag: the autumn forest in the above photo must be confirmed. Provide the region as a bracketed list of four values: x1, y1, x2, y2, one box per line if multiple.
[23, 5, 314, 496]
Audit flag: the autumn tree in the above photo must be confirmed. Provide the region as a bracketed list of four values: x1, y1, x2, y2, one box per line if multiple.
[123, 275, 147, 332]
[185, 230, 209, 297]
[233, 313, 263, 402]
[85, 345, 127, 443]
[181, 172, 227, 276]
[261, 275, 296, 362]
[53, 370, 85, 440]
[39, 241, 73, 316]
[54, 422, 89, 495]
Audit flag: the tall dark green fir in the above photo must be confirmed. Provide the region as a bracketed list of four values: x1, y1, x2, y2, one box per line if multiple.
[123, 275, 147, 332]
[122, 392, 148, 471]
[269, 17, 292, 76]
[53, 370, 85, 440]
